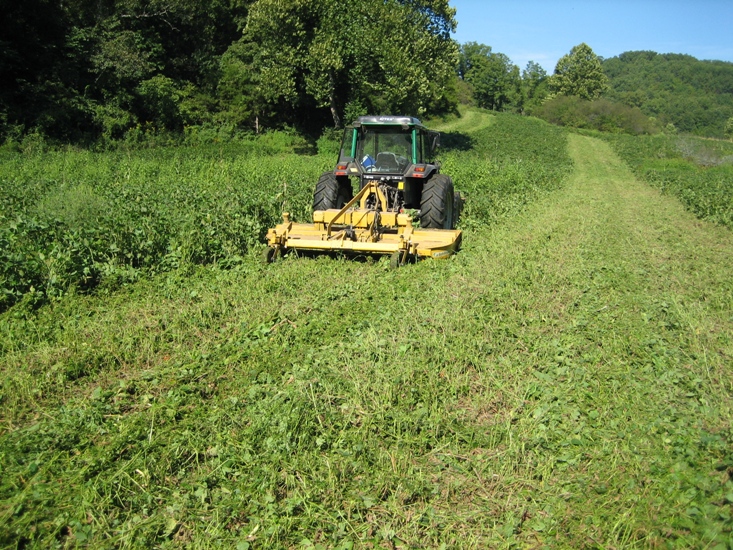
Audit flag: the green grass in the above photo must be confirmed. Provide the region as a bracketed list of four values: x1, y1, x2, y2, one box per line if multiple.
[600, 132, 733, 228]
[1, 114, 732, 548]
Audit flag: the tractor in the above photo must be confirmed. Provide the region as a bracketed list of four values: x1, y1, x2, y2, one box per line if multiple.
[264, 116, 462, 267]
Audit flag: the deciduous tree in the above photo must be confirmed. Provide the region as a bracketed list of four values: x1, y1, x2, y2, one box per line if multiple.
[551, 43, 608, 100]
[225, 0, 458, 129]
[458, 42, 520, 111]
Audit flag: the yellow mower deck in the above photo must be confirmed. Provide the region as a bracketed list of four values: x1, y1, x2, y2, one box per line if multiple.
[264, 182, 461, 263]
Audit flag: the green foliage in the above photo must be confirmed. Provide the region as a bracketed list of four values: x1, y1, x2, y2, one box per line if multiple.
[94, 99, 137, 143]
[551, 43, 609, 100]
[536, 95, 660, 134]
[520, 61, 550, 113]
[726, 116, 733, 140]
[316, 128, 343, 157]
[456, 48, 551, 115]
[0, 137, 324, 310]
[439, 112, 573, 227]
[0, 0, 460, 144]
[603, 51, 733, 138]
[458, 43, 521, 112]
[229, 0, 459, 129]
[455, 77, 476, 106]
[0, 0, 248, 143]
[217, 40, 272, 132]
[0, 0, 73, 139]
[0, 111, 572, 312]
[136, 76, 186, 131]
[92, 28, 161, 83]
[602, 133, 733, 227]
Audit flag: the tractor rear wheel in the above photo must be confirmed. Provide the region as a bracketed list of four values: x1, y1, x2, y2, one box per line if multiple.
[420, 174, 455, 229]
[262, 246, 280, 264]
[313, 172, 353, 211]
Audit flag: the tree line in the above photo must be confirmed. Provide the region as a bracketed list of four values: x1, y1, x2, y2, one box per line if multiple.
[457, 43, 733, 138]
[2, 0, 732, 145]
[0, 0, 459, 144]
[0, 0, 595, 144]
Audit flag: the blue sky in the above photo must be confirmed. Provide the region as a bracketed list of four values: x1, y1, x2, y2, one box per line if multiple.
[449, 1, 733, 73]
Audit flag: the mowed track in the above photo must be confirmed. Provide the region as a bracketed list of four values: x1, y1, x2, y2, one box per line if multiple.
[426, 132, 733, 546]
[430, 107, 495, 134]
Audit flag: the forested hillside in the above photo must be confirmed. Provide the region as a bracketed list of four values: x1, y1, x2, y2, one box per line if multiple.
[603, 51, 733, 137]
[4, 2, 733, 144]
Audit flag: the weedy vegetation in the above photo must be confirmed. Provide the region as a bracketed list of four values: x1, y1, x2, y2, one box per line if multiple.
[0, 134, 324, 311]
[1, 110, 732, 548]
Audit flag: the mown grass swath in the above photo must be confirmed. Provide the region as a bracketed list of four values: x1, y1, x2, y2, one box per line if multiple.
[601, 132, 733, 228]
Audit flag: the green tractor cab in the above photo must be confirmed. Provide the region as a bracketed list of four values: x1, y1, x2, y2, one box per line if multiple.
[324, 116, 456, 230]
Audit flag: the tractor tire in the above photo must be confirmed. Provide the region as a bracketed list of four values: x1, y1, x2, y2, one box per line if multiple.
[420, 174, 455, 229]
[313, 172, 353, 211]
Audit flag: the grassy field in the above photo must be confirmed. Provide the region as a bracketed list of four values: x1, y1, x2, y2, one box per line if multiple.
[599, 132, 733, 229]
[1, 112, 732, 548]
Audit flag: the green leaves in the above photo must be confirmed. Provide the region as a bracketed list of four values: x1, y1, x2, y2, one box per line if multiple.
[459, 43, 521, 112]
[0, 141, 329, 310]
[234, 0, 458, 127]
[550, 43, 609, 101]
[439, 111, 573, 227]
[602, 51, 733, 138]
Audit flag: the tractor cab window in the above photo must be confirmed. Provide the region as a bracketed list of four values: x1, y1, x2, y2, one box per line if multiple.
[339, 128, 356, 162]
[419, 131, 438, 163]
[358, 128, 413, 173]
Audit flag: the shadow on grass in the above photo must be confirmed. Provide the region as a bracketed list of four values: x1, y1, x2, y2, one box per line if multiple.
[439, 131, 475, 153]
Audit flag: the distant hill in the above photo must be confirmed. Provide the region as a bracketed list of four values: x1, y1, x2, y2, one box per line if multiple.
[603, 51, 733, 138]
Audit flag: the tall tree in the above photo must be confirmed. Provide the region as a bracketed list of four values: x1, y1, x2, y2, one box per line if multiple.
[520, 61, 549, 114]
[221, 0, 458, 130]
[457, 42, 493, 80]
[551, 43, 608, 100]
[458, 42, 520, 111]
